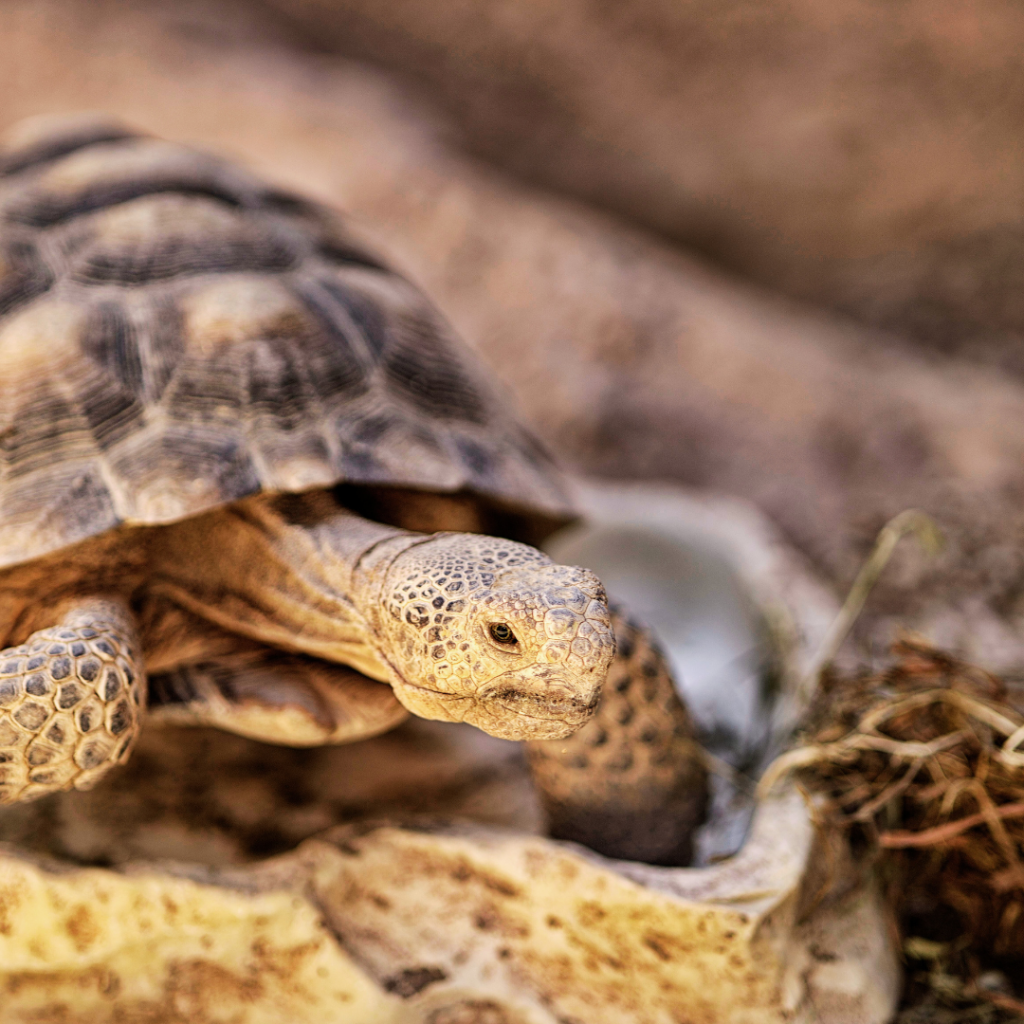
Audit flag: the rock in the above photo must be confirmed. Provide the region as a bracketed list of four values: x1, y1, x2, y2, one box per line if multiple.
[0, 843, 398, 1022]
[0, 786, 899, 1023]
[294, 790, 894, 1024]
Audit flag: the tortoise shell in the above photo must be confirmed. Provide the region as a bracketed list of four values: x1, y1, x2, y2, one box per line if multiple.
[0, 114, 574, 572]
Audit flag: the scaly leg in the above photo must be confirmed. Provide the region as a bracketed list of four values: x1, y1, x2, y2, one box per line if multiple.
[149, 640, 408, 746]
[0, 598, 144, 803]
[525, 605, 708, 866]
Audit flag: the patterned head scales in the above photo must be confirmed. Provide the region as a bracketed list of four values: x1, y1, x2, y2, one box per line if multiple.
[377, 534, 615, 740]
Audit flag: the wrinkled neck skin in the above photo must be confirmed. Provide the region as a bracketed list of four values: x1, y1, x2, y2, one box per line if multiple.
[150, 491, 417, 681]
[152, 491, 615, 741]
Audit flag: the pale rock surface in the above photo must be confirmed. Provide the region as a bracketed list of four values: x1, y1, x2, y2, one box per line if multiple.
[0, 788, 898, 1023]
[0, 843, 398, 1022]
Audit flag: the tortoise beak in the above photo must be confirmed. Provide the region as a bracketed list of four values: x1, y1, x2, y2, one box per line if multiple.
[466, 664, 602, 741]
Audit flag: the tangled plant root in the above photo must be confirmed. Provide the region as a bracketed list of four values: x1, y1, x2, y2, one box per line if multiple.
[767, 637, 1024, 1019]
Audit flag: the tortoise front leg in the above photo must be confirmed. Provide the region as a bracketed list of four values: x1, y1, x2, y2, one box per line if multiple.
[525, 605, 708, 866]
[0, 598, 144, 803]
[149, 641, 408, 746]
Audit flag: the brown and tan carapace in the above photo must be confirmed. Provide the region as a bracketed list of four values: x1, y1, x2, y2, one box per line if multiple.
[0, 114, 705, 863]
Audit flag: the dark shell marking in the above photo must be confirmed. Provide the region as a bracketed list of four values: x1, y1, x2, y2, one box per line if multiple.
[0, 115, 573, 571]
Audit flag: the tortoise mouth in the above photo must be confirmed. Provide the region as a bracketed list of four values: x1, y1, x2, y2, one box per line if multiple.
[389, 666, 476, 704]
[470, 666, 601, 740]
[461, 698, 594, 741]
[482, 684, 597, 724]
[388, 666, 600, 741]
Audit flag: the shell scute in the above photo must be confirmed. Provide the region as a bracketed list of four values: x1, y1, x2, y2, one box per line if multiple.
[0, 119, 135, 179]
[67, 196, 299, 285]
[0, 115, 574, 570]
[0, 237, 53, 318]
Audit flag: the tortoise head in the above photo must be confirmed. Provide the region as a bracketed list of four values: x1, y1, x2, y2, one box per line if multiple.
[376, 534, 614, 740]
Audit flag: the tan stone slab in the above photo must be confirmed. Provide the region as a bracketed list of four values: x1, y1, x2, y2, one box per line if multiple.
[0, 845, 398, 1023]
[291, 789, 898, 1024]
[0, 785, 898, 1022]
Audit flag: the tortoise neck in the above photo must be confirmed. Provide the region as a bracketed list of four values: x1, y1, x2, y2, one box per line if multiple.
[149, 492, 422, 681]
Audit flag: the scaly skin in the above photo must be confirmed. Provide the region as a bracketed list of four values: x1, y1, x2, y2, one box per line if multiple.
[150, 494, 616, 743]
[144, 605, 708, 865]
[0, 498, 616, 802]
[374, 533, 615, 740]
[0, 599, 144, 803]
[526, 606, 708, 865]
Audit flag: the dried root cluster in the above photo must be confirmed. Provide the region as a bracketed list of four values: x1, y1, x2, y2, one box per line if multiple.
[769, 638, 1024, 1020]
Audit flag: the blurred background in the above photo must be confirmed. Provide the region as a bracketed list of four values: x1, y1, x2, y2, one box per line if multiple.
[4, 0, 1024, 671]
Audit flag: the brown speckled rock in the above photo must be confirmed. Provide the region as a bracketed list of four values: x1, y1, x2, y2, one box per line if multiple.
[0, 844, 397, 1022]
[0, 787, 898, 1023]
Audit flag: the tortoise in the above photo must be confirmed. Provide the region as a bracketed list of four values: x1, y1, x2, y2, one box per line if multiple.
[0, 114, 706, 864]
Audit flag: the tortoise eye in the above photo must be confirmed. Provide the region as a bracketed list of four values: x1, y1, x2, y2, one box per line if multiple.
[489, 622, 518, 645]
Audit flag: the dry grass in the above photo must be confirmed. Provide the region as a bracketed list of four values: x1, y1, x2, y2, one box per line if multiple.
[766, 637, 1024, 1020]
